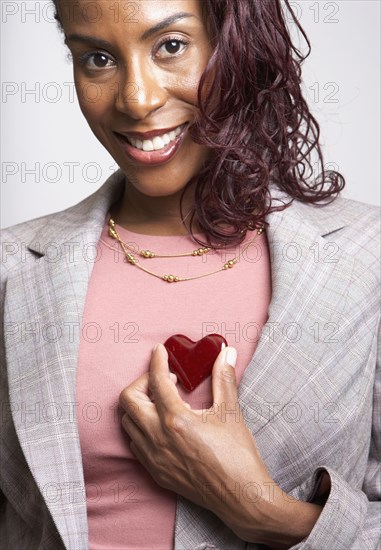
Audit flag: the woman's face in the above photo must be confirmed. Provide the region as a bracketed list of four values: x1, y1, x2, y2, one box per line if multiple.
[60, 0, 213, 198]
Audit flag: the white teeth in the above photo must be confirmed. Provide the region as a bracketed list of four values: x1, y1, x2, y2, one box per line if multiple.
[152, 136, 165, 150]
[142, 140, 154, 152]
[126, 124, 185, 151]
[162, 133, 171, 145]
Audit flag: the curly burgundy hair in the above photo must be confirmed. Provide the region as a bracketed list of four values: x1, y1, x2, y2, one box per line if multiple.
[52, 0, 345, 247]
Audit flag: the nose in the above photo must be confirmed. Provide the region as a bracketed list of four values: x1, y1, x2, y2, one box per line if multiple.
[114, 60, 167, 120]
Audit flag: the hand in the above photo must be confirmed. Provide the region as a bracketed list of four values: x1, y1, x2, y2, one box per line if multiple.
[118, 343, 279, 541]
[119, 344, 323, 547]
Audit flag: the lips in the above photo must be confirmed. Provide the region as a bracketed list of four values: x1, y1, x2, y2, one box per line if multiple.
[114, 123, 189, 165]
[121, 123, 188, 141]
[121, 123, 187, 152]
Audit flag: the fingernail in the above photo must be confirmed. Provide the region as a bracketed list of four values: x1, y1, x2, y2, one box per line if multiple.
[221, 342, 226, 350]
[153, 343, 161, 352]
[169, 372, 177, 384]
[153, 343, 168, 358]
[223, 347, 237, 368]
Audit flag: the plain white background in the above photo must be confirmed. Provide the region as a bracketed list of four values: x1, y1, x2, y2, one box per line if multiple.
[1, 0, 380, 229]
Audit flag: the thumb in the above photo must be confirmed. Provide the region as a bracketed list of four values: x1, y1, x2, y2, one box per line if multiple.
[212, 345, 238, 405]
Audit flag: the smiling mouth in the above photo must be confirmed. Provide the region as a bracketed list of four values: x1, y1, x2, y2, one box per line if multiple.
[117, 123, 188, 152]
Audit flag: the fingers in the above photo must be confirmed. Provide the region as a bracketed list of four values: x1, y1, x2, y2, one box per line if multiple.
[149, 343, 184, 415]
[119, 372, 151, 410]
[121, 411, 155, 466]
[119, 365, 177, 408]
[119, 347, 182, 434]
[118, 370, 156, 435]
[212, 345, 238, 406]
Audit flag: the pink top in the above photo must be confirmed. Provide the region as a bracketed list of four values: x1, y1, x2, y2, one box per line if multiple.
[76, 219, 272, 549]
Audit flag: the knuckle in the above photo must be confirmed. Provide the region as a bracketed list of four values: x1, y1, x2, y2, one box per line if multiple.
[119, 388, 130, 408]
[219, 367, 236, 384]
[126, 401, 140, 420]
[152, 467, 170, 489]
[149, 373, 163, 394]
[119, 391, 139, 418]
[121, 412, 129, 426]
[163, 411, 188, 435]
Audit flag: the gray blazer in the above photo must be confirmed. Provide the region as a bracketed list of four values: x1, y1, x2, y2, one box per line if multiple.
[1, 170, 380, 549]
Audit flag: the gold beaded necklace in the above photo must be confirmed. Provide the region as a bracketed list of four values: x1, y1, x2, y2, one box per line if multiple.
[108, 217, 264, 283]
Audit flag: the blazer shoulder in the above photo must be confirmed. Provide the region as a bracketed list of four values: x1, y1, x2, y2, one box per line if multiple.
[297, 194, 380, 281]
[329, 193, 379, 225]
[0, 211, 62, 281]
[296, 192, 380, 229]
[0, 170, 125, 280]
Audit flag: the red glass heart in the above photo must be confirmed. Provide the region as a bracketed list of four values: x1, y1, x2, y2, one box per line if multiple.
[163, 334, 228, 392]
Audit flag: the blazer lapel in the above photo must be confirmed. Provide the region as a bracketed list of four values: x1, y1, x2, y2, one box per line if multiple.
[4, 172, 124, 549]
[238, 191, 351, 438]
[174, 190, 356, 548]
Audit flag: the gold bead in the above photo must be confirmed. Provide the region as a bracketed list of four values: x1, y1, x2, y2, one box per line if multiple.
[174, 276, 180, 282]
[167, 275, 175, 282]
[126, 254, 136, 264]
[140, 250, 154, 258]
[109, 218, 115, 227]
[192, 250, 198, 256]
[109, 227, 116, 238]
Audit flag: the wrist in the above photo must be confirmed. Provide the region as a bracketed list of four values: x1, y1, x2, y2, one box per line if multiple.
[260, 486, 323, 549]
[228, 481, 323, 548]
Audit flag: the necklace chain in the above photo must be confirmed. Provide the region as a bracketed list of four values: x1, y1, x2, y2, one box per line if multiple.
[109, 217, 211, 258]
[108, 217, 264, 283]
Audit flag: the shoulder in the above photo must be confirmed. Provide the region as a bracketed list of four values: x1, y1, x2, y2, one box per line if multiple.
[0, 214, 50, 277]
[270, 185, 381, 283]
[298, 193, 379, 228]
[0, 170, 125, 279]
[295, 193, 380, 281]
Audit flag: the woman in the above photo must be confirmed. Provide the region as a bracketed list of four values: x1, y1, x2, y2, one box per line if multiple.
[1, 1, 379, 549]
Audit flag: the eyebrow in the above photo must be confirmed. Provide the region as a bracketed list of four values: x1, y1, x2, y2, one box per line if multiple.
[65, 12, 195, 48]
[141, 13, 195, 40]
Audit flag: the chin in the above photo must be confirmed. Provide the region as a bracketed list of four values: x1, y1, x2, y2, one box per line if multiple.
[118, 163, 198, 199]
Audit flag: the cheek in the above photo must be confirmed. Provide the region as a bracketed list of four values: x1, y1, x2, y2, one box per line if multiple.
[74, 76, 112, 126]
[166, 53, 212, 104]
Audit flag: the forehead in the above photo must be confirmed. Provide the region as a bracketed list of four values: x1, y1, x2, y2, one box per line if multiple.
[58, 0, 205, 32]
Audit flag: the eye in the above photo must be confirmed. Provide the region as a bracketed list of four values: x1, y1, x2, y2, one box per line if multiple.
[156, 37, 189, 59]
[78, 52, 116, 71]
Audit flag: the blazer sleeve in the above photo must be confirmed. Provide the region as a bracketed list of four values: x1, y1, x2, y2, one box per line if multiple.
[290, 317, 381, 549]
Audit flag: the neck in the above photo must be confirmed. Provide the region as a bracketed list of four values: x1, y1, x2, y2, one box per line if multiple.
[110, 181, 203, 237]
